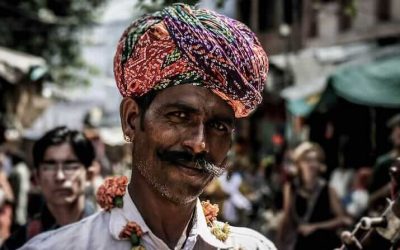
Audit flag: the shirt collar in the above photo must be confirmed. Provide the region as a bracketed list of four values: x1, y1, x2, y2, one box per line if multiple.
[109, 191, 232, 249]
[193, 199, 232, 249]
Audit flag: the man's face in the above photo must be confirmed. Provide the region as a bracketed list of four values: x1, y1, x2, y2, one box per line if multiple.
[392, 125, 400, 148]
[127, 85, 235, 204]
[36, 143, 87, 206]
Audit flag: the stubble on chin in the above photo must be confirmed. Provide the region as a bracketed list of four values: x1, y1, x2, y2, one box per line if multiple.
[134, 160, 207, 205]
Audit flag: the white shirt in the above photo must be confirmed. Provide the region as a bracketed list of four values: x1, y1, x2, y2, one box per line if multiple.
[329, 168, 354, 199]
[346, 190, 369, 218]
[219, 172, 251, 224]
[20, 191, 276, 250]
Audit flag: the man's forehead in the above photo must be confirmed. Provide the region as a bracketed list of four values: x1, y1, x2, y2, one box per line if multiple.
[151, 85, 235, 118]
[43, 143, 77, 161]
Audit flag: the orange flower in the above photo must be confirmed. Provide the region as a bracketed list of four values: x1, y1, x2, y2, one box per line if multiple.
[201, 200, 219, 225]
[119, 221, 144, 248]
[96, 176, 129, 211]
[119, 221, 143, 239]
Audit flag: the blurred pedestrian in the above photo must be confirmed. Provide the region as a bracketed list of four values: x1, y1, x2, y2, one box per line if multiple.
[369, 114, 400, 211]
[3, 126, 96, 249]
[0, 153, 14, 246]
[277, 142, 351, 250]
[7, 151, 30, 227]
[0, 151, 14, 205]
[342, 167, 372, 219]
[218, 138, 252, 225]
[0, 199, 13, 247]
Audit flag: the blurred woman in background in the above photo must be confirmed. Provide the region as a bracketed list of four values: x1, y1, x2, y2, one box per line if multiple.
[277, 142, 351, 250]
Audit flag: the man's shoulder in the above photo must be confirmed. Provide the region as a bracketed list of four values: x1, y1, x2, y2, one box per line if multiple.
[222, 223, 276, 250]
[19, 211, 110, 250]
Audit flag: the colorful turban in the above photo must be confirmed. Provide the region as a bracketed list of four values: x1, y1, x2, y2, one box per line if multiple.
[114, 3, 268, 118]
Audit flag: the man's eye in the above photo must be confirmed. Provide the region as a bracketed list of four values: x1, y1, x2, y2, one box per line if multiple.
[41, 164, 55, 171]
[210, 121, 228, 132]
[168, 111, 188, 120]
[175, 112, 187, 118]
[64, 164, 81, 171]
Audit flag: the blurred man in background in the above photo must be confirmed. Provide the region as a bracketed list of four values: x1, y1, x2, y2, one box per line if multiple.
[2, 126, 96, 249]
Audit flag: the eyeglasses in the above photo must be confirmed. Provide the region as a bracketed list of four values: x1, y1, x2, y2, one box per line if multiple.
[39, 160, 84, 177]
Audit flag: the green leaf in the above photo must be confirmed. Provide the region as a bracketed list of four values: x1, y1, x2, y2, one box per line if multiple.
[130, 233, 140, 246]
[114, 196, 124, 208]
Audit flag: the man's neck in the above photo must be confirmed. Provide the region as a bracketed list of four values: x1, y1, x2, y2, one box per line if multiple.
[47, 196, 85, 226]
[129, 168, 197, 249]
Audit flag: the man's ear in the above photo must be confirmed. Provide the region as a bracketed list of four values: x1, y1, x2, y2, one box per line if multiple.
[86, 165, 95, 182]
[120, 97, 140, 142]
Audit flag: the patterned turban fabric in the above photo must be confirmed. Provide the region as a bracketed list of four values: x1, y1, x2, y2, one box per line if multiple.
[114, 3, 268, 118]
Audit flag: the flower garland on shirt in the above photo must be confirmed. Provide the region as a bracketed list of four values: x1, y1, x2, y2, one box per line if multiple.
[119, 221, 145, 250]
[201, 200, 231, 242]
[96, 176, 231, 249]
[96, 175, 129, 211]
[96, 176, 146, 249]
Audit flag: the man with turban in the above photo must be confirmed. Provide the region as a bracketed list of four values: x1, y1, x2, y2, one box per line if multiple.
[21, 4, 274, 250]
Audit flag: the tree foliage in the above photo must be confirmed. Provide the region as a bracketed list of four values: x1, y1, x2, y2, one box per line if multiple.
[0, 0, 107, 86]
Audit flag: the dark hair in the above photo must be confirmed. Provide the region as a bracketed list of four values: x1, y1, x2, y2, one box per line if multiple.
[134, 91, 158, 130]
[388, 114, 400, 128]
[32, 126, 95, 169]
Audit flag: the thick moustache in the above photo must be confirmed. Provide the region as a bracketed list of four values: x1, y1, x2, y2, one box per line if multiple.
[157, 150, 224, 177]
[158, 150, 207, 169]
[173, 159, 206, 172]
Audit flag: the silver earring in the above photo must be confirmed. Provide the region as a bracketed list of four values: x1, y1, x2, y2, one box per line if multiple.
[124, 135, 131, 143]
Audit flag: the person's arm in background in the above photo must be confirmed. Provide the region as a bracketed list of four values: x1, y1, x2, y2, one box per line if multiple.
[0, 172, 13, 203]
[298, 187, 352, 236]
[277, 182, 293, 242]
[368, 183, 391, 209]
[368, 156, 392, 207]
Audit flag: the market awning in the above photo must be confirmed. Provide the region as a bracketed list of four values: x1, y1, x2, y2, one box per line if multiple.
[0, 47, 47, 84]
[283, 45, 400, 116]
[328, 55, 400, 108]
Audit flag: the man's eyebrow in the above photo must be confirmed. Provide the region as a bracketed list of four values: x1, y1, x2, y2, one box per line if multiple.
[161, 102, 235, 125]
[42, 160, 57, 164]
[211, 115, 235, 126]
[42, 159, 80, 164]
[162, 102, 200, 113]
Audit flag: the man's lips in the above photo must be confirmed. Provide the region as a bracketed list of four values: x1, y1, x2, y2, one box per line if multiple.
[54, 188, 73, 195]
[168, 160, 207, 175]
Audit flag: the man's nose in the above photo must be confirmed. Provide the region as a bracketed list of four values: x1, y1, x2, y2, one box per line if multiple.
[55, 165, 66, 181]
[182, 124, 208, 155]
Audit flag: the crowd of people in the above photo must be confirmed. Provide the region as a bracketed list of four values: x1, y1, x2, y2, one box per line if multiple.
[202, 114, 400, 249]
[0, 113, 398, 249]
